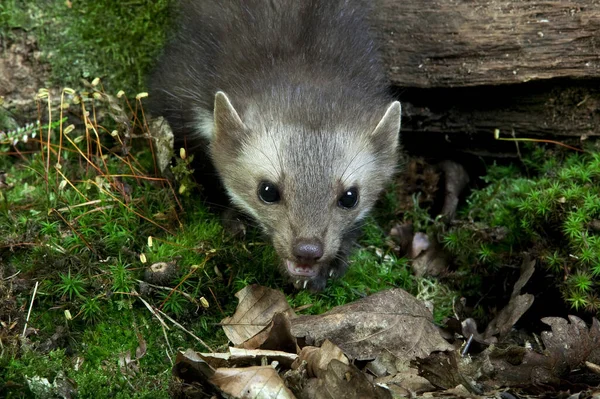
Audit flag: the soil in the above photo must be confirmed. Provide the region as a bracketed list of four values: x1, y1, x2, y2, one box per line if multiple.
[0, 30, 56, 125]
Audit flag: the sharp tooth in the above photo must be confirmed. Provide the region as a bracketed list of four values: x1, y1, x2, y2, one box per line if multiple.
[296, 280, 300, 286]
[303, 280, 308, 289]
[329, 270, 334, 277]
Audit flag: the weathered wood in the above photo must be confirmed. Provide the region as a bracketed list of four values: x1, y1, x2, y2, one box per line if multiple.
[399, 80, 600, 140]
[374, 0, 600, 88]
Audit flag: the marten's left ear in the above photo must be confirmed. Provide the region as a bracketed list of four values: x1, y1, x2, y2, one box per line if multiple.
[370, 101, 401, 154]
[213, 91, 247, 143]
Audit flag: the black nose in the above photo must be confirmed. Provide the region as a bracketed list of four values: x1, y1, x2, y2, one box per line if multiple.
[293, 239, 324, 263]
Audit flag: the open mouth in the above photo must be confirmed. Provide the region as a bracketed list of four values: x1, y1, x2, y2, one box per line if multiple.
[285, 260, 318, 278]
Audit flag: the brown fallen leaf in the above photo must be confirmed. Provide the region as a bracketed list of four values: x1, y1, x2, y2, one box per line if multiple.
[118, 351, 138, 376]
[540, 316, 600, 369]
[210, 365, 296, 399]
[388, 223, 414, 256]
[221, 285, 296, 346]
[135, 332, 147, 360]
[301, 359, 393, 399]
[484, 316, 600, 389]
[462, 258, 536, 345]
[589, 219, 600, 232]
[292, 340, 349, 379]
[148, 116, 174, 177]
[242, 312, 298, 354]
[177, 348, 297, 397]
[173, 348, 216, 383]
[291, 288, 453, 361]
[375, 367, 435, 397]
[415, 350, 488, 393]
[393, 158, 440, 214]
[438, 160, 470, 221]
[388, 223, 447, 277]
[410, 233, 448, 277]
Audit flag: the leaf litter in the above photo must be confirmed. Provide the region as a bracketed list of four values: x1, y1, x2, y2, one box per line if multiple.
[172, 279, 600, 398]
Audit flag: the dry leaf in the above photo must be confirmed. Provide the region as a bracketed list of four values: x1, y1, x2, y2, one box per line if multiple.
[301, 359, 392, 399]
[135, 332, 147, 360]
[221, 285, 296, 346]
[462, 258, 536, 345]
[438, 160, 470, 221]
[173, 348, 216, 381]
[410, 233, 447, 277]
[415, 350, 488, 393]
[375, 368, 436, 397]
[291, 288, 453, 361]
[210, 366, 296, 399]
[148, 116, 174, 176]
[483, 258, 535, 340]
[242, 312, 298, 354]
[484, 316, 600, 388]
[292, 340, 349, 379]
[118, 350, 138, 375]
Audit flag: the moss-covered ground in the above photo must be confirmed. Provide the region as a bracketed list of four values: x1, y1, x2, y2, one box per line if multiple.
[0, 0, 172, 95]
[0, 85, 421, 396]
[2, 1, 600, 397]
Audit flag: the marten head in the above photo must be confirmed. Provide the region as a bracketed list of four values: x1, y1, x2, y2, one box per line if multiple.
[205, 91, 401, 291]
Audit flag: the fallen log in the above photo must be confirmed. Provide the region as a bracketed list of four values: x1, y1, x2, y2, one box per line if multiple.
[371, 0, 600, 143]
[374, 0, 600, 88]
[400, 79, 600, 143]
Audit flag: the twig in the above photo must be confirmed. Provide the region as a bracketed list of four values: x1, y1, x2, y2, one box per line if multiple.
[56, 199, 114, 212]
[208, 286, 224, 315]
[3, 270, 21, 280]
[163, 330, 174, 364]
[22, 281, 39, 337]
[155, 307, 215, 353]
[159, 254, 214, 309]
[52, 209, 97, 255]
[139, 305, 174, 362]
[72, 205, 115, 221]
[135, 279, 198, 305]
[137, 295, 169, 330]
[494, 128, 585, 152]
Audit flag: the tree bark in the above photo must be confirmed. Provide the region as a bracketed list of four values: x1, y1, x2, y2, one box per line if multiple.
[400, 80, 600, 140]
[374, 0, 600, 88]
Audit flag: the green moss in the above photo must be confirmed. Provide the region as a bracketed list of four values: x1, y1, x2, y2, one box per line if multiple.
[1, 0, 174, 94]
[1, 80, 428, 396]
[438, 147, 600, 314]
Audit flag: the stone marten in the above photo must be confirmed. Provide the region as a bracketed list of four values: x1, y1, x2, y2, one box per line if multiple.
[149, 0, 402, 291]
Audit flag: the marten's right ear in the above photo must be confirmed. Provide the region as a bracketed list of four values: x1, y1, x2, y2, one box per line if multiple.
[370, 101, 401, 156]
[213, 91, 247, 143]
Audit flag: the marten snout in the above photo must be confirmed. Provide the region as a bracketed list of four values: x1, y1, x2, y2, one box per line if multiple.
[292, 239, 324, 264]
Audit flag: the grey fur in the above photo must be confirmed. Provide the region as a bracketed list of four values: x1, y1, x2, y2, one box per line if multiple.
[149, 0, 401, 291]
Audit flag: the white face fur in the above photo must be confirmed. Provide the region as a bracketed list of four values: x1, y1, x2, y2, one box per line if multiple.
[206, 92, 401, 291]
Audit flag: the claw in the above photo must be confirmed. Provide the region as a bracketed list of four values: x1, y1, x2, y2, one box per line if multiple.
[329, 269, 334, 277]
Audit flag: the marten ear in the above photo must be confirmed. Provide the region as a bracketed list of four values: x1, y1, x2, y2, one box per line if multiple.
[213, 91, 247, 143]
[370, 101, 401, 154]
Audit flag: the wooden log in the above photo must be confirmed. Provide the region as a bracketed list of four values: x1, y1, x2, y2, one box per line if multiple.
[374, 0, 600, 88]
[399, 80, 600, 140]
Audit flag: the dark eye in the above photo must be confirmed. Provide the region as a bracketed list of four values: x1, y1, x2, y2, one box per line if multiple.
[338, 187, 359, 209]
[258, 181, 281, 203]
